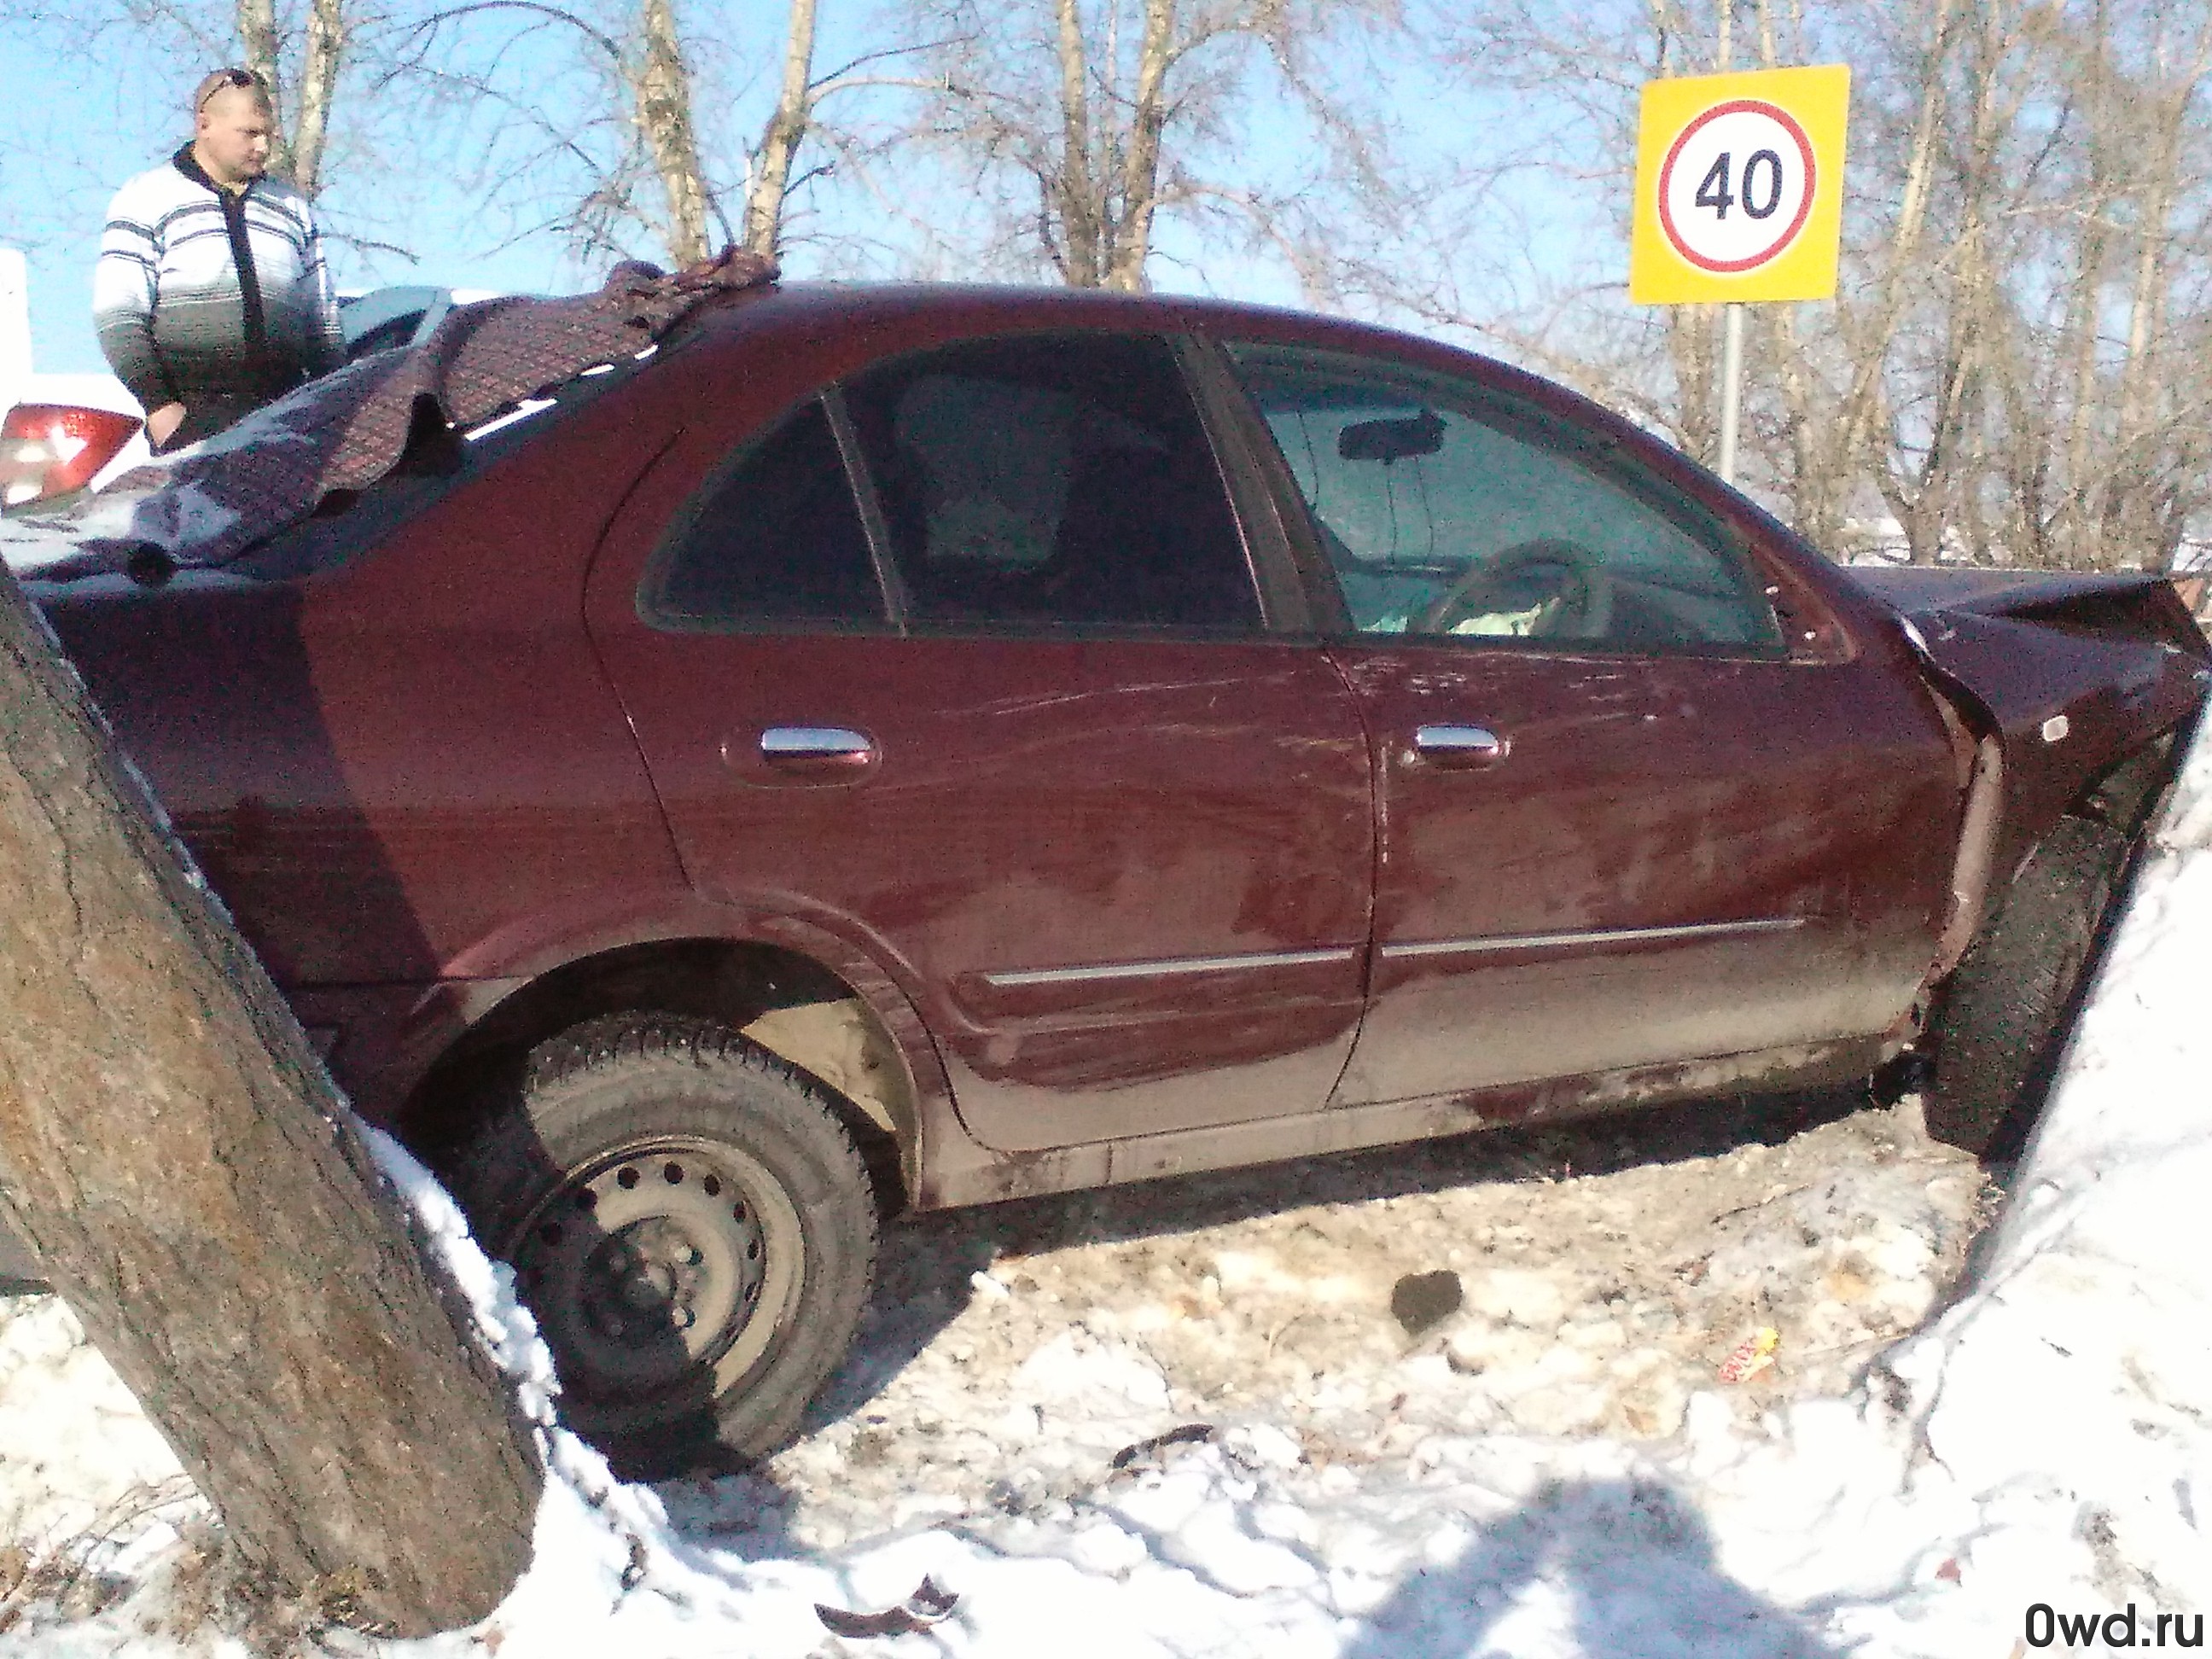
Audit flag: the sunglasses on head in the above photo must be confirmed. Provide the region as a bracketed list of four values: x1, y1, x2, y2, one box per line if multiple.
[195, 67, 267, 112]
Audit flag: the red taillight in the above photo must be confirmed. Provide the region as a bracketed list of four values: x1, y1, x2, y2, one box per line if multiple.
[1, 404, 143, 509]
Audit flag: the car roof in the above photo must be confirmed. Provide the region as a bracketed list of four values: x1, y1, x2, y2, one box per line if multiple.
[689, 279, 1453, 362]
[672, 280, 1633, 476]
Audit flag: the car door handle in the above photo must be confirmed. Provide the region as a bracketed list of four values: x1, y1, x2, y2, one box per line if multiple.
[757, 725, 877, 772]
[1412, 724, 1510, 767]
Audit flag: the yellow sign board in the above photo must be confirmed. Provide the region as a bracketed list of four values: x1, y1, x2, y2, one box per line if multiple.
[1629, 64, 1850, 305]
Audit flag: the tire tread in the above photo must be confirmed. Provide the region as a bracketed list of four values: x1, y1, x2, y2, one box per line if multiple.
[1926, 816, 2128, 1157]
[439, 1011, 876, 1475]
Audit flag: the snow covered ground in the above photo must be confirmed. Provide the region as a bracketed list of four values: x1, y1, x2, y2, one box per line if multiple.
[1, 713, 2208, 1656]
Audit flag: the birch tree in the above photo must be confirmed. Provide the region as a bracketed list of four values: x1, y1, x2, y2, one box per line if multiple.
[1423, 0, 2212, 572]
[236, 0, 351, 196]
[633, 0, 713, 264]
[906, 0, 1406, 292]
[736, 0, 947, 259]
[0, 0, 366, 202]
[383, 0, 720, 265]
[743, 0, 818, 255]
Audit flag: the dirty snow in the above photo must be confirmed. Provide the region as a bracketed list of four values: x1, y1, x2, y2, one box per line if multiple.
[0, 712, 2208, 1655]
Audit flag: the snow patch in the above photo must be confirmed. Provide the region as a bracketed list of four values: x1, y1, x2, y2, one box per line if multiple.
[0, 717, 2208, 1656]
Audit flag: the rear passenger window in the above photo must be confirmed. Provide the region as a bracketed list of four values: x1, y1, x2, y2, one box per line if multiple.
[839, 333, 1262, 634]
[643, 397, 886, 631]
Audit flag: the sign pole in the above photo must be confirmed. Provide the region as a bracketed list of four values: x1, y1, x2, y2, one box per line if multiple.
[1717, 301, 1745, 485]
[1629, 64, 1849, 488]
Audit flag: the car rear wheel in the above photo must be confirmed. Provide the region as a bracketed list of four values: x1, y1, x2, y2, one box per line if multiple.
[439, 1014, 876, 1478]
[1924, 816, 2128, 1158]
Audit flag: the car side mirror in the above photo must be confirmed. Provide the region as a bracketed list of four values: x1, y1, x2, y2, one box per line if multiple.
[1338, 410, 1445, 464]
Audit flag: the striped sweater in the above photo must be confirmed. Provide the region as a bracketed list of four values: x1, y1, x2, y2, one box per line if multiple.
[93, 147, 344, 417]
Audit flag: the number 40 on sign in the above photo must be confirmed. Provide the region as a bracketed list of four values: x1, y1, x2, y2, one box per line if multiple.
[1630, 64, 1850, 306]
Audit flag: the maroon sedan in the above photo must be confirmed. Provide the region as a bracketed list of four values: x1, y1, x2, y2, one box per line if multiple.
[30, 282, 2209, 1476]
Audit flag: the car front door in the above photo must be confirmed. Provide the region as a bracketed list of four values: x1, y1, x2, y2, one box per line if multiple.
[588, 329, 1375, 1152]
[1216, 339, 1962, 1109]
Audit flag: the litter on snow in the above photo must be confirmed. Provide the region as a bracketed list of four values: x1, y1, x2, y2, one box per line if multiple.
[0, 712, 2206, 1656]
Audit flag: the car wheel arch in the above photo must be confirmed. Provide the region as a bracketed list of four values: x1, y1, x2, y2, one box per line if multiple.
[1901, 632, 2189, 989]
[1950, 721, 2182, 947]
[397, 934, 928, 1214]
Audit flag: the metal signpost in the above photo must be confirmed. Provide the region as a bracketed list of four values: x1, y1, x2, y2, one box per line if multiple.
[1629, 65, 1851, 485]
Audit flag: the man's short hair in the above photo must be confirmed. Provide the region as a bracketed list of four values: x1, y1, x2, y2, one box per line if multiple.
[193, 67, 271, 118]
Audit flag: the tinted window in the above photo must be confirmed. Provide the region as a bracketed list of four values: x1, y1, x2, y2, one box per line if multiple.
[841, 333, 1262, 634]
[643, 397, 885, 631]
[1227, 342, 1783, 654]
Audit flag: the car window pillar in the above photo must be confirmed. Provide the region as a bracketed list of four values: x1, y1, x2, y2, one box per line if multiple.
[823, 385, 911, 633]
[1179, 333, 1350, 638]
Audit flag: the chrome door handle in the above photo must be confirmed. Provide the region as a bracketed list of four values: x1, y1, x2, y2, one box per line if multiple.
[1412, 724, 1509, 767]
[758, 725, 877, 770]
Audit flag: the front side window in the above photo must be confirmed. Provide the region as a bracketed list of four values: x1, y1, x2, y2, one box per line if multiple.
[643, 396, 886, 631]
[1225, 342, 1783, 654]
[839, 333, 1263, 634]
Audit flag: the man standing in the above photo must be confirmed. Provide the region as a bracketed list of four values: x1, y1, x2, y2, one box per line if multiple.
[93, 68, 345, 451]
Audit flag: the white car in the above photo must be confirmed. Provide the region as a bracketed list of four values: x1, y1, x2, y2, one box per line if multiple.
[0, 249, 148, 509]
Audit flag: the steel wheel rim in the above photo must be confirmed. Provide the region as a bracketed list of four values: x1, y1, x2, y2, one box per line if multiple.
[505, 1136, 806, 1417]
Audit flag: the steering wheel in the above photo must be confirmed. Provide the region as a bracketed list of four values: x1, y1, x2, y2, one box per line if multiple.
[1416, 538, 1613, 639]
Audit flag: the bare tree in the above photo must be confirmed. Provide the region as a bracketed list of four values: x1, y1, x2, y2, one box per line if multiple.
[1419, 0, 2212, 572]
[683, 0, 945, 264]
[633, 0, 712, 264]
[0, 567, 539, 1635]
[743, 0, 818, 256]
[903, 0, 1405, 293]
[0, 0, 367, 203]
[2028, 0, 2212, 569]
[237, 0, 352, 196]
[380, 0, 946, 269]
[384, 0, 722, 265]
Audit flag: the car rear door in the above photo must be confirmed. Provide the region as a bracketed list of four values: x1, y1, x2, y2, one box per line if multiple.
[586, 327, 1374, 1152]
[1215, 339, 1962, 1108]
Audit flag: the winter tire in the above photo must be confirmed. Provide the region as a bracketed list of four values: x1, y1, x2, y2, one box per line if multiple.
[1925, 816, 2129, 1158]
[440, 1014, 876, 1478]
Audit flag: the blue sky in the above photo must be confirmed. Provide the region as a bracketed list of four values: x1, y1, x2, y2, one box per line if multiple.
[3, 6, 747, 375]
[3, 96, 549, 375]
[0, 2, 1610, 380]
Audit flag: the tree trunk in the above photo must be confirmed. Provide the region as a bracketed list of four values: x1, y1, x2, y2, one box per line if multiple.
[0, 569, 539, 1635]
[633, 0, 712, 267]
[744, 0, 818, 258]
[289, 0, 350, 198]
[1103, 0, 1176, 291]
[1053, 0, 1103, 286]
[233, 0, 347, 196]
[236, 0, 289, 175]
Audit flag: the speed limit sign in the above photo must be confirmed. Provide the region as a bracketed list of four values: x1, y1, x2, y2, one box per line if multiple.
[1631, 65, 1848, 305]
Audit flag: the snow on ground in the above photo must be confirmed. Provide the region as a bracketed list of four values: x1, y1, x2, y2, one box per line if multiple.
[0, 713, 2207, 1655]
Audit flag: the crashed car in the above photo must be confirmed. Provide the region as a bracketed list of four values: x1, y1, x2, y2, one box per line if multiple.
[16, 279, 2209, 1476]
